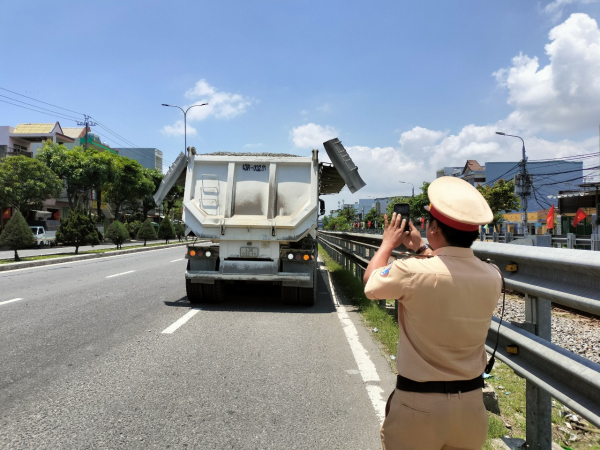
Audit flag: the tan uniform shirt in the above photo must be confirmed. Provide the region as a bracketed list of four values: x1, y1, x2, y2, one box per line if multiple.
[365, 247, 501, 382]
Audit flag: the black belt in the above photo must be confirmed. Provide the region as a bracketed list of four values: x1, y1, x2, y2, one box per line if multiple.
[396, 375, 484, 393]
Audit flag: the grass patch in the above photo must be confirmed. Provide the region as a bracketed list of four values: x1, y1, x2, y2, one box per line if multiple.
[319, 244, 600, 449]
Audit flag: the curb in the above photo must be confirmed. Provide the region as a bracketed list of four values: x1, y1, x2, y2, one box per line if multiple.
[0, 242, 188, 272]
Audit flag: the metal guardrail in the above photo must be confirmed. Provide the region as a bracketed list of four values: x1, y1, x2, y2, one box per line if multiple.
[318, 231, 600, 449]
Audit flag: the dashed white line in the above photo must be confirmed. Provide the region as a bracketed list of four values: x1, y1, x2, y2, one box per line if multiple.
[0, 298, 23, 307]
[106, 270, 136, 278]
[324, 265, 387, 424]
[170, 259, 183, 262]
[162, 308, 201, 334]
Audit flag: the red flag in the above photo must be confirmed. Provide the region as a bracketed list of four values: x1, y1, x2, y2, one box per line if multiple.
[53, 211, 60, 220]
[546, 205, 555, 230]
[2, 208, 11, 219]
[368, 221, 371, 228]
[421, 218, 425, 230]
[572, 208, 588, 228]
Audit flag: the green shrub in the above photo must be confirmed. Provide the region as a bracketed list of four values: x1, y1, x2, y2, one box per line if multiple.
[106, 221, 130, 249]
[56, 209, 100, 254]
[137, 218, 157, 246]
[157, 217, 175, 244]
[174, 222, 186, 241]
[125, 220, 142, 238]
[0, 210, 35, 261]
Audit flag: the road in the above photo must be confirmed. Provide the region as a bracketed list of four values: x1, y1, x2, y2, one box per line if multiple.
[0, 246, 395, 449]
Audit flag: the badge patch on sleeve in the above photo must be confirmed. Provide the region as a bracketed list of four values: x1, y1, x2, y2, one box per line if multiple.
[380, 265, 391, 277]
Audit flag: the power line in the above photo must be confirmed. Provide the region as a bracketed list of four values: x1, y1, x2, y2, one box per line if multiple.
[0, 86, 84, 116]
[0, 99, 79, 123]
[0, 94, 81, 121]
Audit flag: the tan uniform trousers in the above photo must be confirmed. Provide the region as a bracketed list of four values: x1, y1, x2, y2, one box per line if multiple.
[381, 388, 488, 450]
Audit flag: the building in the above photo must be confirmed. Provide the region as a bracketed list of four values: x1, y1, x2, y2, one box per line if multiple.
[0, 122, 75, 159]
[63, 127, 119, 155]
[114, 148, 163, 172]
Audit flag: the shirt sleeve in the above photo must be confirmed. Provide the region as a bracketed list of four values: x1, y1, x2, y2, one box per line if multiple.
[364, 260, 412, 300]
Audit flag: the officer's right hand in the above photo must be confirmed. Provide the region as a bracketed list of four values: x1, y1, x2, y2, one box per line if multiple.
[382, 212, 411, 250]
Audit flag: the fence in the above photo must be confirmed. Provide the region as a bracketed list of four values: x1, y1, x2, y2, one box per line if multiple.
[318, 231, 600, 450]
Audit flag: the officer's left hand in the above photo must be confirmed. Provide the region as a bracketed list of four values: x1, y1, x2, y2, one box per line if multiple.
[381, 212, 410, 250]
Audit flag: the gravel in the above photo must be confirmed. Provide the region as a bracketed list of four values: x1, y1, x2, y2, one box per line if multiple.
[493, 294, 600, 365]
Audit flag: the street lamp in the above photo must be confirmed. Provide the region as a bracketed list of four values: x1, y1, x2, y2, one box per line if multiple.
[162, 103, 208, 154]
[496, 131, 529, 235]
[399, 181, 414, 197]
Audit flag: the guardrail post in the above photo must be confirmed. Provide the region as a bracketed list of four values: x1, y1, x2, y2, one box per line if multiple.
[493, 232, 499, 243]
[506, 232, 513, 243]
[524, 295, 552, 449]
[480, 229, 485, 241]
[567, 233, 576, 249]
[591, 234, 600, 251]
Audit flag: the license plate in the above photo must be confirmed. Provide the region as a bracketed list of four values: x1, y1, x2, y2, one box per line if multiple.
[240, 247, 259, 257]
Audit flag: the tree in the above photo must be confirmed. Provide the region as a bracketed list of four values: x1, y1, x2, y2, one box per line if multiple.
[137, 218, 157, 246]
[36, 141, 91, 210]
[163, 185, 184, 216]
[174, 222, 186, 241]
[0, 156, 63, 217]
[157, 217, 175, 243]
[141, 168, 164, 220]
[105, 157, 155, 220]
[105, 221, 130, 249]
[125, 220, 142, 238]
[477, 179, 521, 231]
[84, 150, 115, 221]
[56, 209, 100, 254]
[386, 182, 431, 220]
[0, 210, 35, 261]
[364, 208, 383, 228]
[324, 215, 351, 231]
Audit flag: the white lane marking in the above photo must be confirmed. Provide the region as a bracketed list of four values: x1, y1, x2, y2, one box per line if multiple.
[161, 308, 201, 334]
[170, 259, 183, 262]
[106, 270, 135, 278]
[0, 298, 23, 307]
[325, 266, 387, 424]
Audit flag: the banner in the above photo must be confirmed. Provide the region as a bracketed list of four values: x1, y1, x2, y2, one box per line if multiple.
[546, 205, 555, 230]
[572, 208, 588, 228]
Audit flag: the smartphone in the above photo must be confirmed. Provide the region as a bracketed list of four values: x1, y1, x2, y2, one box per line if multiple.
[393, 203, 411, 230]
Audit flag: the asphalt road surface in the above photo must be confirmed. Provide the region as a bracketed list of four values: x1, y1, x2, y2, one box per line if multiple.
[0, 247, 395, 449]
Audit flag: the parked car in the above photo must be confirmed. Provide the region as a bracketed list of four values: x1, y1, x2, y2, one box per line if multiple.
[30, 226, 56, 248]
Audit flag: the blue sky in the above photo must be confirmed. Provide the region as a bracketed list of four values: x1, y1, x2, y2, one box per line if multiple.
[2, 0, 600, 211]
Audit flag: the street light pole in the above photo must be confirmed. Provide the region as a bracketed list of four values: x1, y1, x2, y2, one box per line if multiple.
[399, 181, 415, 197]
[162, 103, 208, 154]
[496, 131, 530, 235]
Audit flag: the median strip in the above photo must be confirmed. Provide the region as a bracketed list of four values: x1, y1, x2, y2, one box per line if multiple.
[106, 270, 136, 278]
[161, 308, 201, 334]
[0, 298, 24, 307]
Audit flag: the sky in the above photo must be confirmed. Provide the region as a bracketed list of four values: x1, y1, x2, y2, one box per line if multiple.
[2, 0, 600, 213]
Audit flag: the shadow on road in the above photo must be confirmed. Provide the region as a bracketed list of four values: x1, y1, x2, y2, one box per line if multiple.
[164, 270, 335, 314]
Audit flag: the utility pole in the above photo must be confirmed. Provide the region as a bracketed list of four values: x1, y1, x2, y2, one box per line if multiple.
[496, 132, 531, 235]
[77, 115, 97, 151]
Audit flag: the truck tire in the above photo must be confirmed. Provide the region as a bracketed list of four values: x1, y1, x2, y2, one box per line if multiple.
[186, 279, 204, 304]
[203, 281, 224, 303]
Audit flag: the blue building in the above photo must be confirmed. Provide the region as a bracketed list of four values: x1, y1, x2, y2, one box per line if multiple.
[114, 148, 163, 172]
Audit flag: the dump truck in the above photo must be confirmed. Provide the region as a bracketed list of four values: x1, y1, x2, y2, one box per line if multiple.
[154, 138, 365, 306]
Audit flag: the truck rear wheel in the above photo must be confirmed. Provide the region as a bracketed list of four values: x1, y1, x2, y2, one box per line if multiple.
[186, 279, 204, 304]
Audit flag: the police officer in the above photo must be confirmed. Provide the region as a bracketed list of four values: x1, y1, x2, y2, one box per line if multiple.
[363, 177, 502, 450]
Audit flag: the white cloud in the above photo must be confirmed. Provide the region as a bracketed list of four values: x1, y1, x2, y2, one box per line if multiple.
[161, 120, 197, 137]
[316, 103, 332, 113]
[543, 0, 597, 22]
[162, 79, 253, 135]
[494, 13, 600, 133]
[290, 123, 339, 148]
[243, 143, 263, 148]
